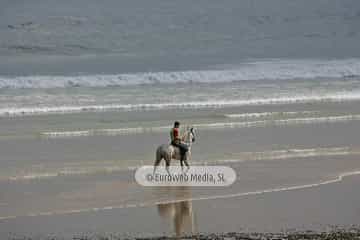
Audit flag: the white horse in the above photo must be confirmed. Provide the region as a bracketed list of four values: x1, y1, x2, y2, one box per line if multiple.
[154, 126, 196, 170]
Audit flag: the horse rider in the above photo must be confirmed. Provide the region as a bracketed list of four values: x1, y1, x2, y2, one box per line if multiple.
[170, 121, 189, 162]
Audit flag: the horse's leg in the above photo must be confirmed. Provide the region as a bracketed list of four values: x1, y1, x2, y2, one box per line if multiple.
[182, 160, 189, 172]
[153, 159, 161, 174]
[184, 152, 190, 170]
[154, 149, 163, 174]
[184, 160, 190, 168]
[165, 155, 171, 174]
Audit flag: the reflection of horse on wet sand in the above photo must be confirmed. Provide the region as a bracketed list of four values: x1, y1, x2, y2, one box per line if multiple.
[154, 127, 196, 171]
[156, 187, 197, 237]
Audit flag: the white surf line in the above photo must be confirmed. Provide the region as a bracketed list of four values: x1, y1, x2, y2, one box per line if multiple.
[194, 114, 360, 129]
[191, 147, 359, 165]
[5, 146, 360, 181]
[40, 114, 360, 138]
[100, 126, 169, 135]
[224, 111, 318, 118]
[41, 126, 170, 138]
[40, 130, 94, 138]
[42, 130, 93, 137]
[1, 170, 360, 221]
[3, 92, 360, 117]
[144, 171, 360, 208]
[7, 166, 132, 181]
[1, 58, 360, 89]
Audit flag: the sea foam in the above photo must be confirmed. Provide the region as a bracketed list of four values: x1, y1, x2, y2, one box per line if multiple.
[41, 114, 360, 138]
[2, 93, 360, 117]
[0, 59, 359, 89]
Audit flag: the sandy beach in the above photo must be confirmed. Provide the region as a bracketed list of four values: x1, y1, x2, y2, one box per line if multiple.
[1, 100, 360, 238]
[1, 169, 360, 239]
[1, 99, 360, 240]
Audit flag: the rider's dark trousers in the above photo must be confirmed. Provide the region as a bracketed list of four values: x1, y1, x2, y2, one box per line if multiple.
[171, 141, 189, 161]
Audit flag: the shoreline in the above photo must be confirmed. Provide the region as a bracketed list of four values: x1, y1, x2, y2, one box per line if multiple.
[7, 228, 360, 240]
[2, 173, 360, 239]
[134, 229, 360, 240]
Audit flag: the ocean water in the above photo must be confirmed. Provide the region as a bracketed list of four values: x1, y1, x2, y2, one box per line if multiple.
[0, 0, 360, 115]
[1, 0, 360, 74]
[1, 0, 360, 236]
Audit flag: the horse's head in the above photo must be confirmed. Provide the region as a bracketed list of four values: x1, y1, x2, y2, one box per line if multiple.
[182, 126, 196, 144]
[189, 126, 196, 143]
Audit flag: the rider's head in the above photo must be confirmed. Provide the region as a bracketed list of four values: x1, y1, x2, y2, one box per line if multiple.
[174, 121, 180, 128]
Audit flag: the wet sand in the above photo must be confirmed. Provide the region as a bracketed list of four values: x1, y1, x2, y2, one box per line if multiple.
[1, 167, 360, 239]
[1, 101, 360, 239]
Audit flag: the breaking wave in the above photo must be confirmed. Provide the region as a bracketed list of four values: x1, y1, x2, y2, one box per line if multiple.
[224, 111, 318, 119]
[2, 93, 360, 117]
[1, 59, 360, 89]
